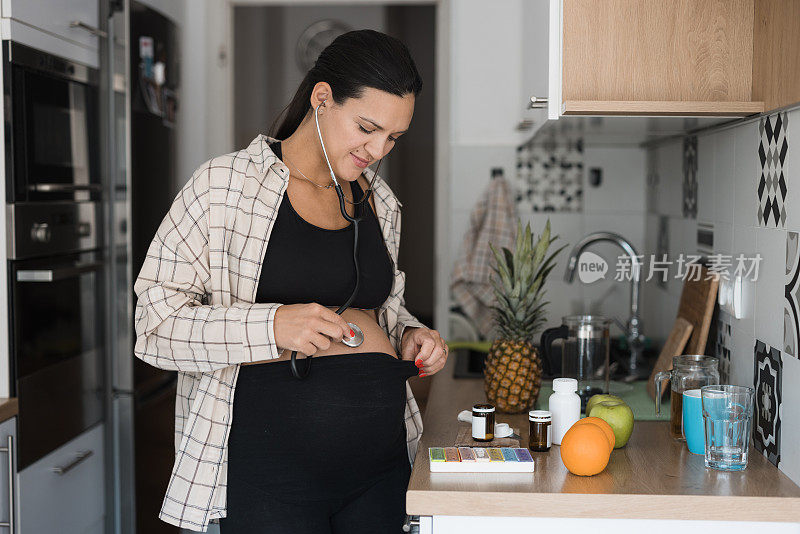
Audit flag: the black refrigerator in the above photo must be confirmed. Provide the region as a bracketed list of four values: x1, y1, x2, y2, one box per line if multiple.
[129, 3, 180, 533]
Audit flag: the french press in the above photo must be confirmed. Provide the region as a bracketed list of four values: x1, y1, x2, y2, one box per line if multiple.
[540, 315, 611, 411]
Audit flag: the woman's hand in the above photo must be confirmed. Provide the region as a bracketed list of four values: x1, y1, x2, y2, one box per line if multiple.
[274, 303, 351, 355]
[400, 327, 448, 377]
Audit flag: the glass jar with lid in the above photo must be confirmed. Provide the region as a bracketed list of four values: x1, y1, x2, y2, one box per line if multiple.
[654, 354, 719, 440]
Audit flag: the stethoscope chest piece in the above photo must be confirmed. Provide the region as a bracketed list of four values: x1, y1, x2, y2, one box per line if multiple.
[342, 322, 364, 348]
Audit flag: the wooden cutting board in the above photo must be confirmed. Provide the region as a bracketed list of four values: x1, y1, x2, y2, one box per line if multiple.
[647, 265, 719, 400]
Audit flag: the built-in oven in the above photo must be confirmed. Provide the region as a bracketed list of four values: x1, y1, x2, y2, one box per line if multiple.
[3, 41, 105, 468]
[3, 41, 100, 203]
[7, 201, 105, 469]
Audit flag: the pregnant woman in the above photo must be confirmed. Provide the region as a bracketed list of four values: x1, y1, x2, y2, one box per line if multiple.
[133, 30, 447, 533]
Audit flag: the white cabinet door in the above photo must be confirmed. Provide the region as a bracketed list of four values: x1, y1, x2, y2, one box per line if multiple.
[19, 424, 105, 534]
[547, 0, 563, 120]
[520, 0, 552, 139]
[0, 418, 17, 534]
[1, 0, 100, 67]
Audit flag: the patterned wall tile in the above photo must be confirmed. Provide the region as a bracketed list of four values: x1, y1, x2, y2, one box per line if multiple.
[786, 231, 800, 358]
[697, 221, 714, 257]
[656, 215, 669, 289]
[513, 137, 583, 213]
[758, 112, 788, 228]
[716, 310, 732, 382]
[647, 147, 659, 213]
[683, 136, 698, 219]
[754, 340, 783, 466]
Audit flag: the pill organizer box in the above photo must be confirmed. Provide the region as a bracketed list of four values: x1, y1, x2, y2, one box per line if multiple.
[428, 447, 535, 473]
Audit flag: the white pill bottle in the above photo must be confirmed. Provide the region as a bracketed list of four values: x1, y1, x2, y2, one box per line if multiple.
[548, 378, 581, 445]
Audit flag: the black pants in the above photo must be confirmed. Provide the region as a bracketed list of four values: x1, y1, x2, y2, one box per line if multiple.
[220, 353, 418, 534]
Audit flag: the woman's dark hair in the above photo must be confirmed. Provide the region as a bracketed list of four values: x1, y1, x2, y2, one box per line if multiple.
[271, 29, 423, 140]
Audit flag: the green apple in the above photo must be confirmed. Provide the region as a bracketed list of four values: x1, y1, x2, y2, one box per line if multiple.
[585, 394, 624, 417]
[588, 400, 635, 448]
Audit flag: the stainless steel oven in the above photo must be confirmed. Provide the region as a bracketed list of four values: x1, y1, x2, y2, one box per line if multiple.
[4, 41, 106, 469]
[3, 41, 100, 203]
[7, 202, 105, 469]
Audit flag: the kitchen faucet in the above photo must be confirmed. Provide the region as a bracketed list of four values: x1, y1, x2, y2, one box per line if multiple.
[563, 232, 644, 381]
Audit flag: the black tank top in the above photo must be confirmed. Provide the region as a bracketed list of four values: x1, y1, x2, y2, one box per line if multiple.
[255, 142, 394, 309]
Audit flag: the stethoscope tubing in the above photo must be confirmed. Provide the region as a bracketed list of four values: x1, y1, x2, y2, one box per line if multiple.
[289, 102, 375, 379]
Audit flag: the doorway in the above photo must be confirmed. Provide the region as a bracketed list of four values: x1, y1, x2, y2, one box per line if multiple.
[232, 3, 437, 325]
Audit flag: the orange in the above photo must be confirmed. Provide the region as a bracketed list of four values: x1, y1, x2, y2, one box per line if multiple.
[560, 423, 611, 476]
[572, 417, 616, 452]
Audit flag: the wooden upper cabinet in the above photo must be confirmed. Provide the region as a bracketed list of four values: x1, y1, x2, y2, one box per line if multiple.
[551, 0, 800, 117]
[752, 0, 800, 112]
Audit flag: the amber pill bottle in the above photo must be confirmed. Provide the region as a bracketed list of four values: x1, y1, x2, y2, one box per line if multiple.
[472, 403, 495, 442]
[529, 410, 552, 452]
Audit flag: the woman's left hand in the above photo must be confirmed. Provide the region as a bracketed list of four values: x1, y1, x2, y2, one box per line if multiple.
[400, 327, 448, 377]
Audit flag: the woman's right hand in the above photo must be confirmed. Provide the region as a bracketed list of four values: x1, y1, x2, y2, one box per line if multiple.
[273, 303, 352, 355]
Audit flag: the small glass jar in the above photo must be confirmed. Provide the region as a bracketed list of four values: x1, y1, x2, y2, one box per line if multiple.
[472, 403, 495, 441]
[529, 410, 552, 452]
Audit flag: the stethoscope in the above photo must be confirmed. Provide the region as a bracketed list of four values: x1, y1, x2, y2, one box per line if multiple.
[290, 101, 382, 379]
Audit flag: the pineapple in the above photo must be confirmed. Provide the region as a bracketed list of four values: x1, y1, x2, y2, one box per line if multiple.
[484, 219, 564, 413]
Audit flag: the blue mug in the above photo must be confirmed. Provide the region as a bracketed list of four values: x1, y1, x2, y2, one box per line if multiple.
[683, 389, 704, 454]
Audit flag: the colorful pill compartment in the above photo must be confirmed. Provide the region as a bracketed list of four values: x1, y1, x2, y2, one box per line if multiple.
[428, 447, 535, 473]
[501, 448, 518, 461]
[443, 447, 461, 462]
[473, 447, 490, 462]
[487, 448, 504, 462]
[457, 447, 476, 462]
[429, 448, 446, 462]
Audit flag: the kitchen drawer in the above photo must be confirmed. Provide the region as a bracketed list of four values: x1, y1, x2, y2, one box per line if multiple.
[0, 417, 17, 534]
[1, 0, 99, 68]
[19, 423, 104, 534]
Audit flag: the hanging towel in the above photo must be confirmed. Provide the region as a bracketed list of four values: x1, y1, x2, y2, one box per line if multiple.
[450, 172, 517, 338]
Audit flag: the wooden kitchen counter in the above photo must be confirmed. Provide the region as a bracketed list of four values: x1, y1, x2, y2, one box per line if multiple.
[406, 357, 800, 522]
[0, 398, 18, 424]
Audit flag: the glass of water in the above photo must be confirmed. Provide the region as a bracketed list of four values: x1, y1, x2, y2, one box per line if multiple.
[700, 385, 754, 471]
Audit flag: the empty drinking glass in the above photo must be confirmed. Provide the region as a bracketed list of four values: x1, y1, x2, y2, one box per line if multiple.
[700, 385, 754, 471]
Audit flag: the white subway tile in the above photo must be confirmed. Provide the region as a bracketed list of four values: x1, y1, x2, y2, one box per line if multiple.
[728, 324, 755, 387]
[714, 129, 736, 224]
[733, 120, 760, 228]
[755, 226, 787, 349]
[583, 146, 646, 214]
[731, 224, 757, 337]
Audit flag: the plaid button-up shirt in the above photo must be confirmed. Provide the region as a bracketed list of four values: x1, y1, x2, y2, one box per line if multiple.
[133, 135, 426, 531]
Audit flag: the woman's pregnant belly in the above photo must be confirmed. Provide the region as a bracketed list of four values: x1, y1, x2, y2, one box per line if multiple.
[252, 307, 398, 365]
